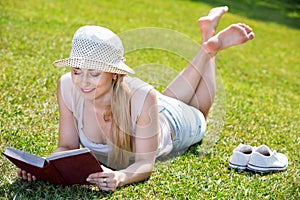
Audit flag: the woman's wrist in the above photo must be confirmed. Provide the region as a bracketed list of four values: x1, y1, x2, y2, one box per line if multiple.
[116, 170, 127, 187]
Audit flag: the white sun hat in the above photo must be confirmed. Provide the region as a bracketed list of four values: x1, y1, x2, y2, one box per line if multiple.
[53, 25, 134, 74]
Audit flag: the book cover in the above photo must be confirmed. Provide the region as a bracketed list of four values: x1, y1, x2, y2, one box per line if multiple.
[3, 147, 103, 185]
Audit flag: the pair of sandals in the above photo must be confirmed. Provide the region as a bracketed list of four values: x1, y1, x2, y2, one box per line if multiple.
[229, 144, 288, 173]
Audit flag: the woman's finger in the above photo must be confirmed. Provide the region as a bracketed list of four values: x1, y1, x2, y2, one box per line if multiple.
[20, 170, 37, 181]
[27, 173, 32, 182]
[97, 181, 116, 192]
[17, 168, 22, 177]
[86, 173, 117, 191]
[21, 170, 27, 180]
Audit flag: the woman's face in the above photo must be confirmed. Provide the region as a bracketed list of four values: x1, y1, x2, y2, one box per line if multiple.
[71, 68, 115, 102]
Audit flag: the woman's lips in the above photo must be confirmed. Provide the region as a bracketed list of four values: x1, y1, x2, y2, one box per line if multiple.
[81, 88, 95, 93]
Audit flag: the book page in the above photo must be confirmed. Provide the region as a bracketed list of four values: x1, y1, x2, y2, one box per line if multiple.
[4, 148, 46, 168]
[46, 148, 90, 161]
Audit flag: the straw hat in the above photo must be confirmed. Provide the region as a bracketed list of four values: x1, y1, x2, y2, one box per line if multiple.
[53, 25, 134, 74]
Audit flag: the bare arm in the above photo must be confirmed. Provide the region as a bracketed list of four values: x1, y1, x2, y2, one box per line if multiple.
[118, 89, 159, 186]
[54, 78, 80, 153]
[87, 89, 159, 191]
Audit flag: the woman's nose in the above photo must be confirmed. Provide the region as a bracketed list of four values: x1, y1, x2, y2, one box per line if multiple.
[80, 74, 91, 87]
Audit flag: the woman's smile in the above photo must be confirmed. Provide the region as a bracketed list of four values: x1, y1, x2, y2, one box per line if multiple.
[81, 88, 95, 94]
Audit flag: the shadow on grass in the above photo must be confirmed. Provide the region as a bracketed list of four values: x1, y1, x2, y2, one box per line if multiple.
[157, 140, 206, 162]
[228, 166, 288, 176]
[191, 0, 300, 29]
[3, 180, 113, 199]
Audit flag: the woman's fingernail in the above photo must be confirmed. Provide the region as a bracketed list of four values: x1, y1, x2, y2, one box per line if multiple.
[86, 178, 90, 181]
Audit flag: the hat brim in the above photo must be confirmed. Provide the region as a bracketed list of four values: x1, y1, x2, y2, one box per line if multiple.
[53, 57, 135, 74]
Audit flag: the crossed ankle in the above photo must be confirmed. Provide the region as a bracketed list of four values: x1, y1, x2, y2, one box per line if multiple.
[201, 41, 218, 56]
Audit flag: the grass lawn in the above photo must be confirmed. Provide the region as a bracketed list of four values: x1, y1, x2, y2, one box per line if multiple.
[1, 0, 299, 199]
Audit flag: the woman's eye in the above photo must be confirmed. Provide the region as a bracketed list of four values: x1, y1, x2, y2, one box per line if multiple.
[73, 68, 82, 75]
[90, 73, 101, 77]
[73, 71, 82, 75]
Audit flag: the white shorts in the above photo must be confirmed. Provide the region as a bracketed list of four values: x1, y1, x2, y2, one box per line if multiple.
[158, 94, 206, 152]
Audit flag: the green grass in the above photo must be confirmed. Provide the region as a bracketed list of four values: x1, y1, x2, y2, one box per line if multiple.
[1, 0, 299, 199]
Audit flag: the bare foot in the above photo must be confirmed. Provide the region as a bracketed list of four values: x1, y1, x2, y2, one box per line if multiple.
[203, 23, 255, 54]
[198, 6, 229, 43]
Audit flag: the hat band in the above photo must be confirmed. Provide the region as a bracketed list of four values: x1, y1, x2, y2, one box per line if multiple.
[53, 57, 129, 74]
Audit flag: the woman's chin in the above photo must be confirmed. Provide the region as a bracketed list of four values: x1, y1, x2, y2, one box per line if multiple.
[81, 90, 96, 99]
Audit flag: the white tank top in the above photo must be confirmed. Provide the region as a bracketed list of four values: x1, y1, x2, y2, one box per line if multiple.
[59, 73, 173, 161]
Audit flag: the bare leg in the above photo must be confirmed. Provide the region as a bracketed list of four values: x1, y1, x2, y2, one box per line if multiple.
[189, 23, 255, 117]
[189, 59, 215, 118]
[163, 23, 254, 118]
[163, 7, 228, 108]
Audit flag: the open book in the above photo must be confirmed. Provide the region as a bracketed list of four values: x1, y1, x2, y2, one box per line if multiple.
[3, 147, 103, 186]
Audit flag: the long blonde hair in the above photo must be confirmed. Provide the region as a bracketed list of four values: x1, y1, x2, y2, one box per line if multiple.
[107, 75, 132, 169]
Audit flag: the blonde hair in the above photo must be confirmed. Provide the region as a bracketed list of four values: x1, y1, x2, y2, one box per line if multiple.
[107, 75, 132, 169]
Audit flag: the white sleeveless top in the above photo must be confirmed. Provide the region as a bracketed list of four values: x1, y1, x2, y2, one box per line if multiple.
[59, 73, 173, 161]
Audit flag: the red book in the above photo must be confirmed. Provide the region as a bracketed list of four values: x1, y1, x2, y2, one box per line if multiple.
[3, 147, 103, 185]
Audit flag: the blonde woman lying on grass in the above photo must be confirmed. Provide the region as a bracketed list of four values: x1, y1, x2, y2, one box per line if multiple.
[18, 6, 254, 191]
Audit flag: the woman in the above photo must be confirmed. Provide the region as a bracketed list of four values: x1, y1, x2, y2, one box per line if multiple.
[18, 6, 254, 191]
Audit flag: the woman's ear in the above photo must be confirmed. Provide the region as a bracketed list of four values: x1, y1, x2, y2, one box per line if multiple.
[113, 73, 118, 81]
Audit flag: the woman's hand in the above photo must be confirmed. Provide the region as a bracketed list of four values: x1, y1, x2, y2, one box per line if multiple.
[17, 168, 36, 182]
[86, 165, 123, 192]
